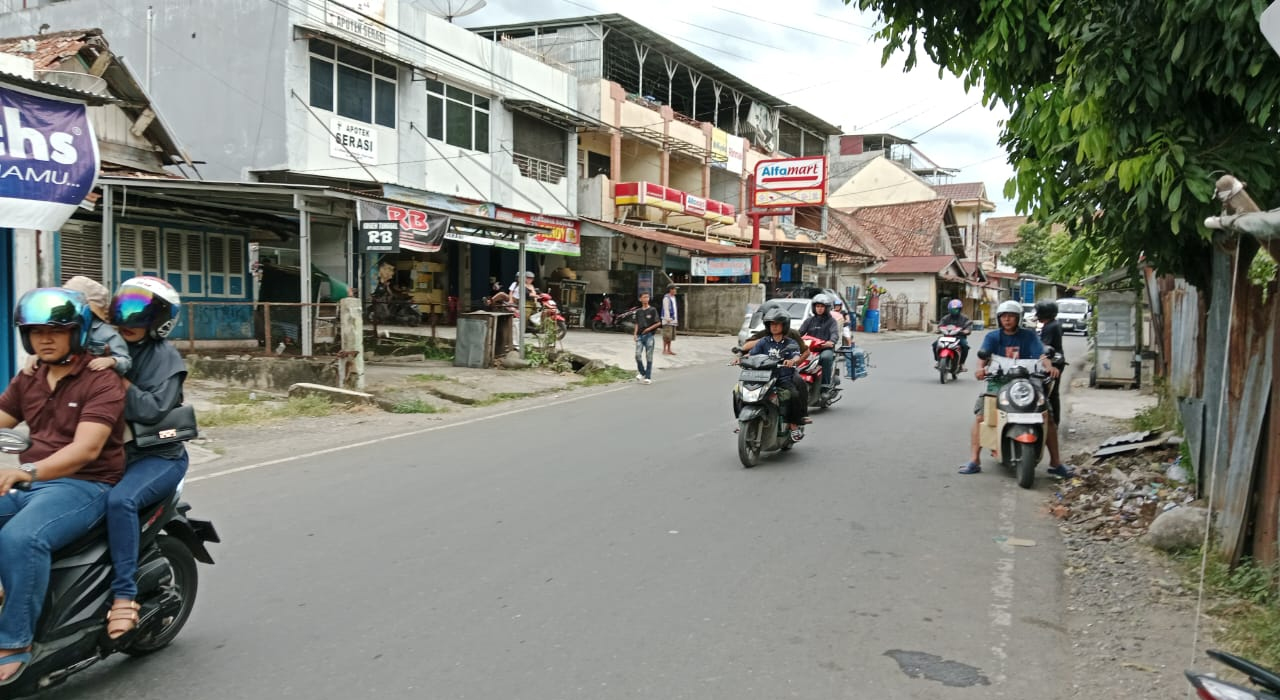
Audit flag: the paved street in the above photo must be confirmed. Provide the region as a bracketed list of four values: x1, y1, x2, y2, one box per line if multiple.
[37, 335, 1087, 699]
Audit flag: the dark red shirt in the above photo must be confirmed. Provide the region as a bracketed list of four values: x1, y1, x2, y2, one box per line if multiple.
[0, 354, 126, 484]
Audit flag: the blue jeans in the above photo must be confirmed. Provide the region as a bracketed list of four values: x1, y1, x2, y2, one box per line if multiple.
[817, 348, 836, 390]
[635, 332, 655, 379]
[0, 478, 110, 649]
[107, 451, 189, 600]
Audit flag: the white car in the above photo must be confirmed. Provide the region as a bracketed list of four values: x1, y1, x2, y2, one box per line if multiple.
[1055, 297, 1091, 335]
[737, 298, 816, 347]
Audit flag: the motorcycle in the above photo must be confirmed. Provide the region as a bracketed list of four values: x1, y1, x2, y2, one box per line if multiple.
[935, 324, 967, 384]
[366, 281, 421, 326]
[1186, 649, 1280, 699]
[529, 293, 568, 341]
[589, 296, 638, 333]
[798, 334, 841, 409]
[976, 353, 1053, 489]
[0, 429, 219, 699]
[730, 351, 799, 468]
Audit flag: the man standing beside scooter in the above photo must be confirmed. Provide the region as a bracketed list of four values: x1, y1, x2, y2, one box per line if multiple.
[797, 294, 840, 398]
[957, 300, 1074, 477]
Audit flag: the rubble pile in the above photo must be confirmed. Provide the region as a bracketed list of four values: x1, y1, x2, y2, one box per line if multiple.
[1050, 430, 1195, 540]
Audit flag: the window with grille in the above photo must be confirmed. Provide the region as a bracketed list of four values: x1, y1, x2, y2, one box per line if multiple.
[425, 78, 489, 152]
[58, 222, 102, 283]
[309, 38, 397, 128]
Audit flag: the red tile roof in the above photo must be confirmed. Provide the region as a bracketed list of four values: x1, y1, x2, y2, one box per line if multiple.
[874, 255, 957, 274]
[934, 182, 988, 201]
[826, 208, 891, 260]
[0, 28, 100, 71]
[835, 198, 956, 257]
[983, 216, 1027, 245]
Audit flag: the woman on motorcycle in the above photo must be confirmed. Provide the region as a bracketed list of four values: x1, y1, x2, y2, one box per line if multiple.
[103, 277, 191, 639]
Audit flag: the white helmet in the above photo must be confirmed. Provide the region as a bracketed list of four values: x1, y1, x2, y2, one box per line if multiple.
[996, 300, 1022, 318]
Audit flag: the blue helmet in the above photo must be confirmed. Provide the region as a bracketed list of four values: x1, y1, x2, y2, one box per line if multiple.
[14, 287, 93, 357]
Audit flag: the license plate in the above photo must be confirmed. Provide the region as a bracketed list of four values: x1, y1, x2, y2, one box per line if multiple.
[738, 369, 774, 382]
[1005, 413, 1043, 424]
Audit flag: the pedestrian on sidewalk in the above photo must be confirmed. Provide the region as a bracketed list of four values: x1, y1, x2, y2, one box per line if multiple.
[661, 285, 679, 355]
[633, 292, 661, 384]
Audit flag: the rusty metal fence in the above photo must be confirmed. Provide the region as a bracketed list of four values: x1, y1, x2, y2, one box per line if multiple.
[178, 301, 341, 355]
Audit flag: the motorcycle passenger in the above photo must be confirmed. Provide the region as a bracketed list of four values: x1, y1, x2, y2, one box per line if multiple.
[748, 308, 807, 441]
[958, 300, 1073, 478]
[798, 294, 839, 395]
[0, 288, 127, 683]
[104, 277, 191, 639]
[1036, 300, 1066, 424]
[933, 298, 972, 370]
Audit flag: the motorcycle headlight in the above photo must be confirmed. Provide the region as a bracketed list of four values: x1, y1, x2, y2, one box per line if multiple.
[741, 386, 765, 402]
[1007, 380, 1036, 408]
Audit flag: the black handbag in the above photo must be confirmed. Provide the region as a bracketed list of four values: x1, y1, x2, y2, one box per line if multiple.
[130, 404, 199, 448]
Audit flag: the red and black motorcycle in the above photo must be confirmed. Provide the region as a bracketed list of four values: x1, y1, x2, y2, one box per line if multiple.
[798, 334, 842, 409]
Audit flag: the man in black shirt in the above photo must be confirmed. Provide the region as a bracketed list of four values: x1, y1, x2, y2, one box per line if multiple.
[1036, 300, 1066, 423]
[797, 294, 840, 396]
[633, 293, 661, 384]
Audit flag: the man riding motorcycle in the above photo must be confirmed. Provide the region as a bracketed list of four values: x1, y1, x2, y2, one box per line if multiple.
[0, 288, 127, 684]
[933, 298, 973, 370]
[748, 308, 808, 441]
[742, 301, 812, 420]
[797, 294, 840, 397]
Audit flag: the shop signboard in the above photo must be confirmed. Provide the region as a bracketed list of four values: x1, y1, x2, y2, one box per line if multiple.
[691, 256, 751, 278]
[0, 83, 99, 230]
[358, 219, 399, 253]
[330, 116, 377, 164]
[710, 129, 744, 175]
[637, 270, 654, 299]
[725, 134, 744, 175]
[752, 156, 826, 208]
[683, 193, 707, 217]
[324, 0, 389, 48]
[358, 200, 448, 252]
[494, 207, 580, 256]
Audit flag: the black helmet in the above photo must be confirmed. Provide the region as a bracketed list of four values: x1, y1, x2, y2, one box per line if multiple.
[1035, 300, 1059, 321]
[14, 287, 93, 359]
[762, 306, 791, 328]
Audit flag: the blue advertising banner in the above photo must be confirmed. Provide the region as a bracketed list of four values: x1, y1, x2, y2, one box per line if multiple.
[0, 83, 99, 230]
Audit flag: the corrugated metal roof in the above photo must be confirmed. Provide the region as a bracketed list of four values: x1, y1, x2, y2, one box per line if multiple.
[587, 219, 761, 256]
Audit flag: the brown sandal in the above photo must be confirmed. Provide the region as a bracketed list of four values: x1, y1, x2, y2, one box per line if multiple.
[106, 601, 140, 640]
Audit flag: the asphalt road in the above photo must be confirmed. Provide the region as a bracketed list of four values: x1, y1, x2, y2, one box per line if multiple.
[40, 335, 1088, 699]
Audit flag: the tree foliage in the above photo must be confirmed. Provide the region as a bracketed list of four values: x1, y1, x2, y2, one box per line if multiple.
[852, 0, 1280, 286]
[1004, 222, 1108, 284]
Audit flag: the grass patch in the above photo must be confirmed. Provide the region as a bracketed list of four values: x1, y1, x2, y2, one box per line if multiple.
[409, 373, 450, 382]
[1175, 549, 1280, 668]
[475, 391, 533, 406]
[389, 399, 443, 414]
[575, 366, 634, 386]
[199, 395, 337, 427]
[214, 389, 256, 405]
[1131, 378, 1180, 432]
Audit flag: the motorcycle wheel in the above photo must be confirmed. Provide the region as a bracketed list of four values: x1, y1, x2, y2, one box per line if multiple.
[737, 420, 761, 468]
[555, 320, 568, 341]
[591, 319, 607, 332]
[939, 362, 948, 385]
[1014, 443, 1037, 489]
[122, 535, 199, 656]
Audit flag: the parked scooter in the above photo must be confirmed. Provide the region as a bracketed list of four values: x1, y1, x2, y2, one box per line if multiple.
[935, 324, 966, 384]
[798, 334, 841, 409]
[975, 353, 1053, 489]
[0, 429, 219, 699]
[529, 293, 568, 341]
[589, 295, 638, 333]
[1185, 649, 1280, 699]
[366, 281, 421, 326]
[730, 350, 798, 467]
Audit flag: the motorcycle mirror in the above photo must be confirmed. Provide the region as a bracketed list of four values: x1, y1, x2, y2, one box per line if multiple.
[0, 429, 31, 455]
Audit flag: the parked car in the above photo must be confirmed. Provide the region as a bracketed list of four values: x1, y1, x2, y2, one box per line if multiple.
[1021, 303, 1037, 329]
[737, 298, 816, 347]
[1056, 297, 1092, 335]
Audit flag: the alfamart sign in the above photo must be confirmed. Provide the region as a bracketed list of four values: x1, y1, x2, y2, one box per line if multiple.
[0, 84, 99, 230]
[752, 156, 827, 208]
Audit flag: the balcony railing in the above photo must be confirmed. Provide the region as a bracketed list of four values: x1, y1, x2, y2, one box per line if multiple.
[512, 152, 567, 184]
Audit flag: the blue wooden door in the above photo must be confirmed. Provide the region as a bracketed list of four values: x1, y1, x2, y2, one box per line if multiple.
[0, 228, 13, 382]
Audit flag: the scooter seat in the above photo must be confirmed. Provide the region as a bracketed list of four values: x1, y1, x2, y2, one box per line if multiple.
[52, 500, 169, 560]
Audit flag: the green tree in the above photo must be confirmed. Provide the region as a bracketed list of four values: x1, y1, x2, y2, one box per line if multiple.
[1003, 222, 1053, 277]
[853, 0, 1280, 286]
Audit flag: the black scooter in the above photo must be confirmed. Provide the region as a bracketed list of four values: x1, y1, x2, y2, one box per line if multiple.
[1186, 649, 1280, 699]
[0, 429, 219, 699]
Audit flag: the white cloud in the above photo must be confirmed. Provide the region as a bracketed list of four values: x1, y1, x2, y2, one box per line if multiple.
[456, 0, 1017, 213]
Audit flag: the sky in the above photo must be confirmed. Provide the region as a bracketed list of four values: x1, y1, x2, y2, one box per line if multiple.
[446, 0, 1019, 215]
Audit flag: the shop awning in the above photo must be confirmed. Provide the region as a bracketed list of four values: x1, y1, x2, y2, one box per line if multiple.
[586, 219, 760, 257]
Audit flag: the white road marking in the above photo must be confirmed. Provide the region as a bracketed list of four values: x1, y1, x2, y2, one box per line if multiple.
[187, 384, 632, 484]
[988, 480, 1019, 685]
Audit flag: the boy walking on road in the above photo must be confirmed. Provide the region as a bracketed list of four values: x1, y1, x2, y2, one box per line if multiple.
[661, 285, 679, 355]
[634, 293, 661, 384]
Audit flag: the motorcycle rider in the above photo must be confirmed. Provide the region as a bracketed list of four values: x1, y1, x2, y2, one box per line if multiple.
[797, 294, 840, 397]
[933, 298, 973, 370]
[741, 301, 812, 418]
[958, 300, 1074, 477]
[0, 288, 127, 683]
[748, 308, 808, 441]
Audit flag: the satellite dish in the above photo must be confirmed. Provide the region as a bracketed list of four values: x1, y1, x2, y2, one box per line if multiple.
[418, 0, 487, 23]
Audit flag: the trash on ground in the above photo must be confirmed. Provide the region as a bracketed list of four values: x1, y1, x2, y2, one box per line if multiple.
[1051, 442, 1193, 541]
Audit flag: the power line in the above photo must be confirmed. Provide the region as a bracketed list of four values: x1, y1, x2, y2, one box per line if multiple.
[910, 102, 980, 140]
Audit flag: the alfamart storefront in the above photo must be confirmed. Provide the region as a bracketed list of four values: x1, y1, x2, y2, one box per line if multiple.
[0, 75, 102, 379]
